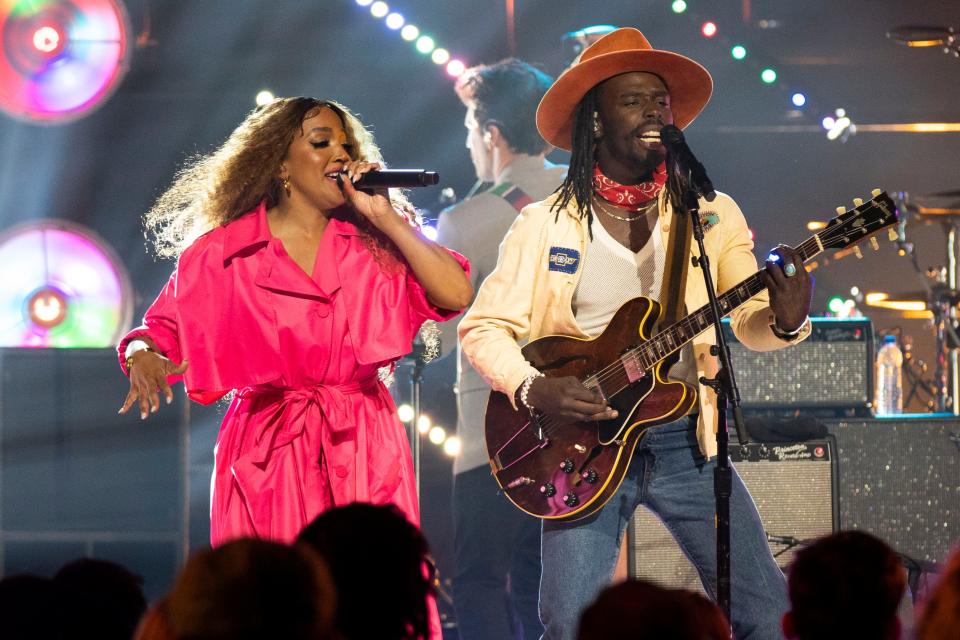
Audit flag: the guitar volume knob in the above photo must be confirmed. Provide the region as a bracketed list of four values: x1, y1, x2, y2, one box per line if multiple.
[563, 492, 579, 507]
[540, 483, 556, 497]
[559, 458, 575, 474]
[582, 468, 599, 484]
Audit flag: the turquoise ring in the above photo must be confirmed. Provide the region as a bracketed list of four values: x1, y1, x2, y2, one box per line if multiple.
[784, 263, 797, 277]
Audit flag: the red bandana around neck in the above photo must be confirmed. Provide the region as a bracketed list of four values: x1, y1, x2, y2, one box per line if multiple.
[593, 162, 667, 210]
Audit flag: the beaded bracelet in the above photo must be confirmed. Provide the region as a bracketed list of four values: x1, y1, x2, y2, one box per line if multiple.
[519, 372, 544, 413]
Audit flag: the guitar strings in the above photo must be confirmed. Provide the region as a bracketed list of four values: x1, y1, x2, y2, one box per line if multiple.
[528, 218, 883, 436]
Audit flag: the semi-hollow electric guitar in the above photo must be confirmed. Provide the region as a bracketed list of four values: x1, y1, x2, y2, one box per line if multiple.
[484, 190, 898, 521]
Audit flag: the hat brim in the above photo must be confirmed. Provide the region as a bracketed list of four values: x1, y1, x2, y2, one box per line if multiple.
[537, 50, 713, 151]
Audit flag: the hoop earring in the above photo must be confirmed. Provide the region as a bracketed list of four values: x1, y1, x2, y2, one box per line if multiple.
[282, 177, 292, 198]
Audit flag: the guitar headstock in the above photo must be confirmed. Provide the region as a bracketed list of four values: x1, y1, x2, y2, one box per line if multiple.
[819, 190, 899, 251]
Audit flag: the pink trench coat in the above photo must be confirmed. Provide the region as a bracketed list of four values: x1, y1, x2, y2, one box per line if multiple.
[119, 203, 468, 549]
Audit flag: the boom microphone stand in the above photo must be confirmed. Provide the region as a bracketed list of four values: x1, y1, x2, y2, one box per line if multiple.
[662, 126, 750, 624]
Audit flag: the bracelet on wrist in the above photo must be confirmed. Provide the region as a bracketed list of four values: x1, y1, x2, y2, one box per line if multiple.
[519, 372, 544, 413]
[125, 347, 156, 372]
[770, 316, 807, 341]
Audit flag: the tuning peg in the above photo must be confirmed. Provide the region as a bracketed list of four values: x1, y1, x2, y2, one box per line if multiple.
[870, 237, 880, 251]
[836, 206, 846, 215]
[871, 188, 882, 198]
[888, 228, 898, 242]
[853, 198, 864, 207]
[854, 246, 863, 259]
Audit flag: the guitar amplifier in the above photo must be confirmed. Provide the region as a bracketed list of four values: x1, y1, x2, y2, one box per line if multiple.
[628, 437, 838, 591]
[824, 416, 960, 565]
[720, 317, 874, 414]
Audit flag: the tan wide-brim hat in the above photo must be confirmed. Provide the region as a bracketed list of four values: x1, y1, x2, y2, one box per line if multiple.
[537, 27, 713, 151]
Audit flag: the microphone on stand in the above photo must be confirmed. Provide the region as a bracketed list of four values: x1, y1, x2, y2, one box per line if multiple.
[766, 533, 802, 547]
[660, 125, 716, 202]
[340, 169, 440, 189]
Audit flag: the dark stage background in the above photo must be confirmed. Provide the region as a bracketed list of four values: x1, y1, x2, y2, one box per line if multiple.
[1, 0, 958, 609]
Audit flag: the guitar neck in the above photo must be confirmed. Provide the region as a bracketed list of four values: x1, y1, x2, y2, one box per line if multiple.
[630, 233, 823, 372]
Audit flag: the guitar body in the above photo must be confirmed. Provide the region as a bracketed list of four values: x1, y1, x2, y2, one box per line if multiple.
[484, 297, 698, 521]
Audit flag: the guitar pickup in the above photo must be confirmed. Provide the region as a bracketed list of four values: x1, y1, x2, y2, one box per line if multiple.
[620, 352, 645, 383]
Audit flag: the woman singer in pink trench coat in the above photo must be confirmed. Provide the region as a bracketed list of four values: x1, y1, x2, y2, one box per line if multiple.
[117, 98, 471, 551]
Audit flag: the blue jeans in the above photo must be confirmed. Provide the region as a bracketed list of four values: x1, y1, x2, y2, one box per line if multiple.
[453, 466, 544, 640]
[540, 418, 788, 640]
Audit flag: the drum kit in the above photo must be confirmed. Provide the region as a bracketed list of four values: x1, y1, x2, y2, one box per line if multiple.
[864, 190, 960, 414]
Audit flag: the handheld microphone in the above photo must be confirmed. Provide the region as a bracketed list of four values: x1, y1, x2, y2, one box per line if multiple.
[660, 125, 716, 202]
[346, 169, 440, 189]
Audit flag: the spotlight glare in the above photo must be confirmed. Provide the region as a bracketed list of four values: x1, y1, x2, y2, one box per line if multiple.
[385, 12, 404, 29]
[446, 59, 466, 77]
[356, 0, 373, 5]
[671, 0, 688, 13]
[731, 45, 747, 60]
[370, 1, 389, 18]
[417, 414, 432, 434]
[791, 92, 807, 108]
[761, 68, 777, 84]
[701, 21, 718, 38]
[821, 116, 836, 130]
[827, 296, 845, 314]
[431, 48, 450, 65]
[397, 403, 415, 423]
[416, 35, 436, 54]
[401, 24, 420, 41]
[443, 436, 462, 457]
[33, 26, 61, 53]
[255, 90, 275, 106]
[428, 425, 447, 445]
[421, 224, 438, 241]
[835, 108, 846, 118]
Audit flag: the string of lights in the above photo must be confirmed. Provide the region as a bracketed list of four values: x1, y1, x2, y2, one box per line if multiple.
[668, 0, 855, 141]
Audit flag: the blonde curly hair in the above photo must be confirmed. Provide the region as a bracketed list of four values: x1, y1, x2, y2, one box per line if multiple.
[145, 97, 417, 265]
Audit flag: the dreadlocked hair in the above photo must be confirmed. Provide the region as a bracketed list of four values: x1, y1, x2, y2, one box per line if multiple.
[550, 86, 599, 236]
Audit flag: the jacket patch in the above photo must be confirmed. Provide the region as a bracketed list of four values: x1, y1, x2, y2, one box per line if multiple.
[548, 247, 580, 274]
[699, 211, 719, 232]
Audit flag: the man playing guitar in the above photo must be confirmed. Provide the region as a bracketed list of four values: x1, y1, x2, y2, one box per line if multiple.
[459, 28, 813, 639]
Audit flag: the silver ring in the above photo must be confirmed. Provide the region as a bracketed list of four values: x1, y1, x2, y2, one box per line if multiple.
[784, 263, 797, 277]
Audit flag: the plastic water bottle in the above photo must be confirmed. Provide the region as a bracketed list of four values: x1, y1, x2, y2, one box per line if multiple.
[874, 335, 903, 415]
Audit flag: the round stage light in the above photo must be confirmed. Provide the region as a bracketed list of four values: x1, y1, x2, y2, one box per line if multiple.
[385, 12, 404, 29]
[701, 21, 718, 38]
[791, 92, 807, 107]
[760, 68, 778, 84]
[431, 48, 450, 65]
[0, 0, 132, 124]
[731, 45, 747, 60]
[0, 220, 133, 347]
[446, 59, 466, 77]
[401, 24, 419, 41]
[416, 35, 435, 54]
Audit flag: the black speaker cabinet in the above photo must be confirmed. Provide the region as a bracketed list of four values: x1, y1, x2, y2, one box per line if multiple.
[0, 348, 188, 599]
[824, 416, 960, 565]
[721, 317, 873, 414]
[628, 438, 838, 590]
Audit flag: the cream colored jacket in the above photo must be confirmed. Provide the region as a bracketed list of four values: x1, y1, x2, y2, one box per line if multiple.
[458, 188, 810, 458]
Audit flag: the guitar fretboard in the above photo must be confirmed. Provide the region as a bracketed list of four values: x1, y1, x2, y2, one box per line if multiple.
[616, 233, 823, 386]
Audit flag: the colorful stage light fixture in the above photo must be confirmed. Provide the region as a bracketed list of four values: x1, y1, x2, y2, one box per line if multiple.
[671, 0, 687, 14]
[370, 1, 388, 18]
[255, 90, 275, 106]
[791, 92, 807, 107]
[0, 0, 132, 123]
[355, 0, 373, 5]
[400, 24, 419, 41]
[760, 68, 777, 83]
[431, 48, 450, 65]
[701, 21, 718, 38]
[731, 45, 746, 60]
[0, 220, 132, 347]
